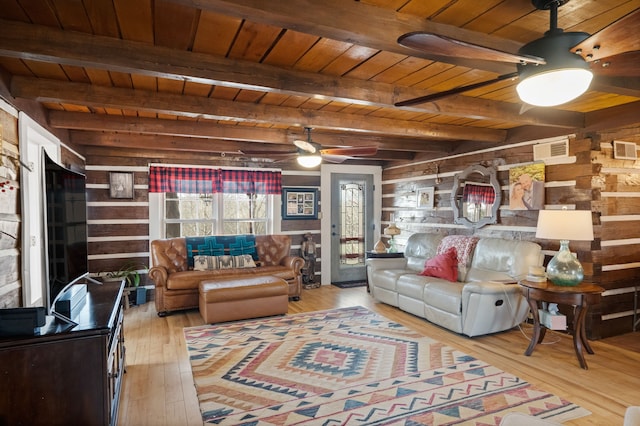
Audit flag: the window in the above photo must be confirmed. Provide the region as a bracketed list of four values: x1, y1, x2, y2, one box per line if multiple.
[161, 192, 272, 238]
[148, 166, 281, 240]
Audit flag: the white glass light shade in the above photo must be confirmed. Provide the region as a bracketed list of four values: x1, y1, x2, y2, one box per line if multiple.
[297, 154, 322, 168]
[516, 31, 593, 107]
[517, 68, 593, 107]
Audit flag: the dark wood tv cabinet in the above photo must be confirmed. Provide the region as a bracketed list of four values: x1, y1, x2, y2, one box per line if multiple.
[0, 281, 125, 426]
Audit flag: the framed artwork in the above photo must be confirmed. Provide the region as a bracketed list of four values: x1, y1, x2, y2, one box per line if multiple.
[109, 172, 134, 199]
[508, 163, 545, 210]
[282, 187, 318, 220]
[416, 187, 435, 209]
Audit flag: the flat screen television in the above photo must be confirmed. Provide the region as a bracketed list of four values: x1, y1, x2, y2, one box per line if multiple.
[42, 151, 89, 315]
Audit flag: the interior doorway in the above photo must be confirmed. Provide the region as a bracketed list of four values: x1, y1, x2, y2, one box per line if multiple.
[321, 165, 381, 284]
[329, 173, 374, 284]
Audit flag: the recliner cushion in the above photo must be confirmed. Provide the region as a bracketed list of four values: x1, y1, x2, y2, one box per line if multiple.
[423, 280, 465, 315]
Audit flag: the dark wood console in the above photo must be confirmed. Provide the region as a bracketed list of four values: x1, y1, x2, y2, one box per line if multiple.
[0, 281, 125, 426]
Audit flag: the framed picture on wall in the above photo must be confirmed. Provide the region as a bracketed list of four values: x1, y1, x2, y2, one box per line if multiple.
[508, 163, 545, 210]
[416, 187, 435, 209]
[282, 187, 318, 220]
[109, 172, 134, 199]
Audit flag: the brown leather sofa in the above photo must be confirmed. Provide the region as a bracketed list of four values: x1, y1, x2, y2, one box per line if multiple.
[149, 235, 304, 316]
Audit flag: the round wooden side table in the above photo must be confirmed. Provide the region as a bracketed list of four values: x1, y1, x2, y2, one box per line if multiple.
[519, 279, 604, 370]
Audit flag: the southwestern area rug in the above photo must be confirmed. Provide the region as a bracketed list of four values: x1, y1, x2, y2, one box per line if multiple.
[184, 306, 590, 425]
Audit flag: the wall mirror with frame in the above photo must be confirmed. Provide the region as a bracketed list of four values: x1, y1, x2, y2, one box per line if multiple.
[451, 164, 501, 229]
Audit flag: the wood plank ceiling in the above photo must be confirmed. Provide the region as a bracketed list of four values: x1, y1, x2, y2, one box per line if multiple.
[0, 0, 638, 166]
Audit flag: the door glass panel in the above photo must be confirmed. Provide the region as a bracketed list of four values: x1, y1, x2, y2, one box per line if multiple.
[339, 182, 365, 266]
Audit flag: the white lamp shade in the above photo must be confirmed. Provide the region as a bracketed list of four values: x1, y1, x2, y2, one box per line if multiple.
[297, 154, 322, 168]
[516, 68, 593, 107]
[535, 209, 594, 241]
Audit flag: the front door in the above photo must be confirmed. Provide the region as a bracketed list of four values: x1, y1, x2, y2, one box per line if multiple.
[330, 173, 374, 284]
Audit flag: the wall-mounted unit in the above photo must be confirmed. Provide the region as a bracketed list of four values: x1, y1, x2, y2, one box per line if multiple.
[613, 140, 638, 160]
[533, 138, 569, 161]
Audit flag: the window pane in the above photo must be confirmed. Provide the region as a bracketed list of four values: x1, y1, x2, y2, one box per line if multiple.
[161, 191, 271, 237]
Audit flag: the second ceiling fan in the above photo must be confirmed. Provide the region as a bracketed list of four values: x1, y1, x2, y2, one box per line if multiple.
[242, 127, 378, 167]
[395, 0, 639, 108]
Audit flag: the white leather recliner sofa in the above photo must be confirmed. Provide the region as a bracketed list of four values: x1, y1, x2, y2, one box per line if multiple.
[367, 233, 543, 337]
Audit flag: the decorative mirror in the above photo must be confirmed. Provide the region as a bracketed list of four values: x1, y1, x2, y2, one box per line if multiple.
[451, 164, 501, 229]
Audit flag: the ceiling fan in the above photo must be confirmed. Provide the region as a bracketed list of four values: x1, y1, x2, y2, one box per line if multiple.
[395, 0, 640, 108]
[242, 127, 378, 167]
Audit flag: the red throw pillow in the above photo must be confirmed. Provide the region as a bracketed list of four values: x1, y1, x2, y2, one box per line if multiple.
[418, 247, 458, 282]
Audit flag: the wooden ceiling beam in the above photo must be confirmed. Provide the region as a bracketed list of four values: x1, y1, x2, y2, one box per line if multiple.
[0, 19, 584, 129]
[51, 111, 458, 152]
[69, 131, 293, 153]
[590, 77, 640, 98]
[57, 113, 289, 143]
[12, 77, 507, 143]
[70, 129, 415, 161]
[584, 101, 640, 132]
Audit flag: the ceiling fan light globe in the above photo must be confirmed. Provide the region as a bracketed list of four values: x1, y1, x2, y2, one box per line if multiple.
[516, 68, 593, 107]
[297, 154, 322, 168]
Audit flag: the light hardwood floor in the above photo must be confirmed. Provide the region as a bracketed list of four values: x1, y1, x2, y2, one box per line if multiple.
[118, 285, 640, 425]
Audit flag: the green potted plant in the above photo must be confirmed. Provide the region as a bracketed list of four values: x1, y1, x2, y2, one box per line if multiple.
[101, 262, 148, 305]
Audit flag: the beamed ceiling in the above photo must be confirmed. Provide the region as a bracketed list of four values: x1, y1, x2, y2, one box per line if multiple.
[0, 0, 639, 166]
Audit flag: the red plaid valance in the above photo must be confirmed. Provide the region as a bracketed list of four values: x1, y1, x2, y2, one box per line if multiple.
[462, 183, 496, 204]
[148, 166, 281, 195]
[221, 169, 282, 195]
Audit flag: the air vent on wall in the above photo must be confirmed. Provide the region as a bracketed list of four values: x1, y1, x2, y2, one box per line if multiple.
[533, 139, 569, 161]
[613, 140, 638, 160]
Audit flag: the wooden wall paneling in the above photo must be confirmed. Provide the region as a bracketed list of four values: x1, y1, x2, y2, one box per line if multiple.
[89, 240, 149, 256]
[88, 223, 149, 238]
[281, 172, 322, 283]
[90, 257, 149, 278]
[601, 219, 640, 239]
[88, 205, 149, 220]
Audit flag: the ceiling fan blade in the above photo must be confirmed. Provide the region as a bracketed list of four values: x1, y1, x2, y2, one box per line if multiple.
[398, 32, 546, 65]
[321, 154, 349, 164]
[320, 146, 378, 156]
[571, 9, 640, 62]
[293, 139, 317, 153]
[590, 51, 640, 77]
[395, 72, 519, 107]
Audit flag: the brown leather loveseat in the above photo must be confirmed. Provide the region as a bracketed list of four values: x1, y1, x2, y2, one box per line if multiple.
[149, 234, 304, 316]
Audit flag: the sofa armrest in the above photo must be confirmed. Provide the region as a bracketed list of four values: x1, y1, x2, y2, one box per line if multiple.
[282, 256, 305, 273]
[366, 257, 407, 271]
[149, 266, 169, 288]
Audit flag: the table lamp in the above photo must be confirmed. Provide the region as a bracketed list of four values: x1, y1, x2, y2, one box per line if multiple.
[384, 223, 401, 253]
[535, 209, 594, 286]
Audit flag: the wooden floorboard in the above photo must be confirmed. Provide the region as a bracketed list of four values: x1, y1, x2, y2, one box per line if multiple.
[118, 285, 640, 425]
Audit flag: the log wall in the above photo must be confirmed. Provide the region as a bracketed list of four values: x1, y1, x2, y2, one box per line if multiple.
[83, 148, 324, 287]
[381, 129, 640, 339]
[0, 106, 21, 308]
